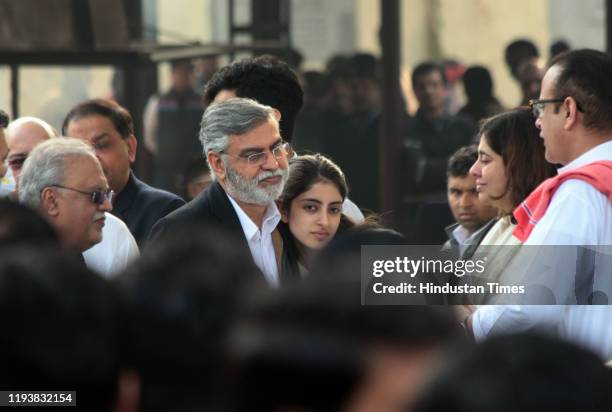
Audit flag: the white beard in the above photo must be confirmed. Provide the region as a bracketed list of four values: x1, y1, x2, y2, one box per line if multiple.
[223, 160, 288, 205]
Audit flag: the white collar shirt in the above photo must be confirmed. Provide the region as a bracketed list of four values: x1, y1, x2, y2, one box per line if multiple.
[227, 193, 281, 287]
[452, 223, 489, 258]
[472, 140, 612, 361]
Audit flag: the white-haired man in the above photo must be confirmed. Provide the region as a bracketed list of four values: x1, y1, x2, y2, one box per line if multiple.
[150, 98, 292, 286]
[8, 117, 138, 276]
[19, 139, 112, 253]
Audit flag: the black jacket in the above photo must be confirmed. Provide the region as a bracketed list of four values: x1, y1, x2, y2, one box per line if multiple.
[149, 181, 298, 284]
[112, 171, 185, 247]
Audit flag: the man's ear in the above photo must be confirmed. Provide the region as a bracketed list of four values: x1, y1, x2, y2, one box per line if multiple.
[563, 97, 579, 130]
[207, 151, 226, 181]
[41, 187, 60, 217]
[126, 135, 137, 164]
[272, 108, 282, 122]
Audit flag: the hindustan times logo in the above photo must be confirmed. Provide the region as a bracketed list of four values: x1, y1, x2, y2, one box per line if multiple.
[371, 257, 487, 278]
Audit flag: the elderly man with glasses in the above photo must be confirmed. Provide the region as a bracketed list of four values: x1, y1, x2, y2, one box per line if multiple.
[150, 98, 296, 286]
[11, 129, 138, 276]
[19, 139, 113, 255]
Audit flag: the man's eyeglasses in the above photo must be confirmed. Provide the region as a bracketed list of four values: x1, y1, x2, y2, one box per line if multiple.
[222, 142, 292, 166]
[529, 97, 584, 118]
[51, 185, 114, 205]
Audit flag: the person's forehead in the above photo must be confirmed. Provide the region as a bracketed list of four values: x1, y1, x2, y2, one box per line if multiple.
[477, 137, 494, 153]
[63, 156, 106, 187]
[214, 89, 237, 103]
[416, 70, 444, 84]
[6, 123, 49, 152]
[66, 115, 117, 137]
[296, 181, 343, 200]
[231, 118, 279, 142]
[448, 175, 476, 189]
[540, 65, 561, 97]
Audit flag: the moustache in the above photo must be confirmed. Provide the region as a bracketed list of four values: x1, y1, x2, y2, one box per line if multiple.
[257, 169, 286, 184]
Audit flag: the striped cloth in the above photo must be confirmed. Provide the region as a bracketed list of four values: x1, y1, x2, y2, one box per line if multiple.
[513, 161, 612, 242]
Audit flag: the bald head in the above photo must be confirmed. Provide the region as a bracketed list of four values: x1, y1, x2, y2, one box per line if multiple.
[6, 117, 56, 184]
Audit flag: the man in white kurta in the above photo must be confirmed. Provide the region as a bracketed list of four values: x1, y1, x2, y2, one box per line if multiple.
[468, 49, 612, 360]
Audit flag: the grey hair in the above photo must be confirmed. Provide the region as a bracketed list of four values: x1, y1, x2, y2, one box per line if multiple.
[19, 138, 99, 209]
[199, 97, 277, 180]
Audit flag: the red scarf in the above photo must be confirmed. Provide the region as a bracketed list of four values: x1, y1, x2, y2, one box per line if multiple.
[513, 161, 612, 242]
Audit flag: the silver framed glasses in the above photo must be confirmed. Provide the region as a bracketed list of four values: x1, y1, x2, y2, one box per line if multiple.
[222, 141, 292, 166]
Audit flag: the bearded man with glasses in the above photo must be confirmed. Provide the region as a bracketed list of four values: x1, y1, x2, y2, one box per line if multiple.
[150, 98, 297, 286]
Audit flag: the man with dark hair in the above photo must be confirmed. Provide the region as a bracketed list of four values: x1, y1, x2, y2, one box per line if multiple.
[401, 62, 475, 236]
[516, 58, 544, 106]
[0, 247, 130, 411]
[468, 49, 612, 359]
[504, 38, 540, 80]
[412, 333, 612, 412]
[203, 54, 303, 143]
[458, 66, 503, 125]
[443, 145, 496, 259]
[504, 39, 544, 105]
[63, 98, 185, 246]
[144, 58, 203, 193]
[550, 39, 571, 59]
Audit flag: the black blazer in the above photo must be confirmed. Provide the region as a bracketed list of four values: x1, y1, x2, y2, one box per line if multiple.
[148, 180, 244, 239]
[112, 171, 185, 247]
[149, 181, 298, 284]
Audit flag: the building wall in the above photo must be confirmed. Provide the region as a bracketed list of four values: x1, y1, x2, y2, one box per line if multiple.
[355, 0, 549, 108]
[549, 0, 605, 50]
[2, 0, 606, 124]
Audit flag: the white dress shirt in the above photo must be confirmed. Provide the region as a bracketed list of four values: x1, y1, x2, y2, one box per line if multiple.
[83, 212, 140, 278]
[472, 140, 612, 359]
[452, 222, 493, 258]
[227, 194, 281, 287]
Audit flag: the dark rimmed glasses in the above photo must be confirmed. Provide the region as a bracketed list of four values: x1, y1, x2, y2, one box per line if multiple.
[221, 141, 292, 166]
[529, 97, 584, 118]
[51, 185, 114, 205]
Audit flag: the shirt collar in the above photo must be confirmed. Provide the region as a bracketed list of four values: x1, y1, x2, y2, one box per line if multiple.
[452, 220, 491, 245]
[451, 224, 470, 244]
[559, 140, 612, 173]
[226, 193, 281, 240]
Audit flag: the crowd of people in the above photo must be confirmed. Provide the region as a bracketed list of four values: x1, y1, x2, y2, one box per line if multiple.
[1, 37, 612, 410]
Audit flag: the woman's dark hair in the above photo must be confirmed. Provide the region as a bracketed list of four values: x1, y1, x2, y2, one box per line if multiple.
[280, 154, 349, 212]
[479, 107, 557, 208]
[278, 154, 353, 274]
